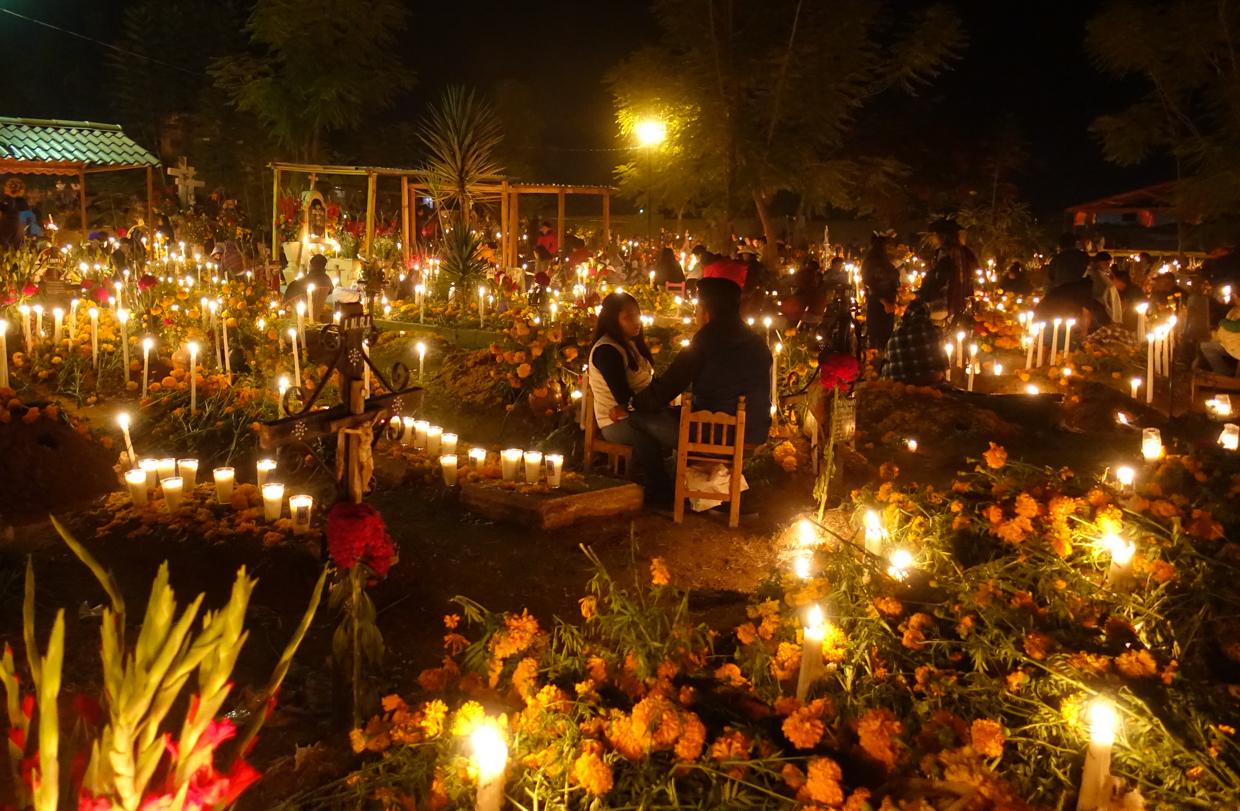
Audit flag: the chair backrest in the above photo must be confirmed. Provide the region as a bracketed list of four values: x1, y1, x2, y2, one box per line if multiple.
[665, 281, 686, 294]
[680, 394, 746, 454]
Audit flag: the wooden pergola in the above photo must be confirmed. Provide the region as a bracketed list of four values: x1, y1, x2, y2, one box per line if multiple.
[270, 162, 616, 268]
[0, 117, 160, 232]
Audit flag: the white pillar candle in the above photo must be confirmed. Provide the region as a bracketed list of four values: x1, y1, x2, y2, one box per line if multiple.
[955, 331, 965, 368]
[18, 305, 30, 353]
[478, 285, 487, 326]
[139, 458, 159, 489]
[469, 448, 487, 468]
[1130, 378, 1140, 401]
[296, 300, 306, 344]
[117, 414, 136, 468]
[1115, 466, 1134, 492]
[472, 726, 508, 811]
[1135, 301, 1148, 342]
[187, 342, 198, 412]
[1036, 322, 1045, 367]
[401, 416, 415, 445]
[156, 457, 177, 482]
[213, 467, 235, 504]
[257, 458, 277, 487]
[417, 341, 426, 382]
[262, 482, 284, 521]
[1063, 317, 1075, 357]
[162, 476, 183, 511]
[1025, 324, 1036, 369]
[177, 459, 198, 489]
[200, 296, 209, 326]
[221, 313, 231, 378]
[1221, 423, 1240, 451]
[1163, 325, 1172, 373]
[440, 455, 459, 486]
[125, 468, 148, 506]
[546, 454, 563, 487]
[1102, 533, 1136, 588]
[442, 433, 458, 457]
[142, 337, 152, 395]
[524, 451, 543, 482]
[427, 425, 443, 456]
[414, 420, 429, 450]
[289, 494, 313, 534]
[1142, 427, 1162, 462]
[944, 342, 953, 376]
[89, 307, 99, 368]
[306, 284, 316, 324]
[501, 448, 522, 481]
[287, 328, 301, 385]
[796, 604, 825, 701]
[967, 363, 975, 392]
[52, 308, 63, 345]
[863, 510, 883, 555]
[1050, 317, 1062, 366]
[1145, 333, 1155, 404]
[1078, 699, 1117, 811]
[32, 304, 42, 344]
[117, 309, 130, 381]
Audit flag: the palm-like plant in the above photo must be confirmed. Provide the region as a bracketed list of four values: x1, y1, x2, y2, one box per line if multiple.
[437, 224, 490, 293]
[419, 87, 504, 226]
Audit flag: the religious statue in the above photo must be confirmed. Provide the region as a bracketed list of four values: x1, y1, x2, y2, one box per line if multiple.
[307, 198, 327, 242]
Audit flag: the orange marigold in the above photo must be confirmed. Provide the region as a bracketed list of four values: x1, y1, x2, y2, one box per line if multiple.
[675, 712, 706, 761]
[1116, 649, 1157, 679]
[572, 751, 613, 795]
[856, 708, 904, 772]
[983, 442, 1008, 469]
[970, 719, 1005, 758]
[783, 706, 825, 749]
[650, 557, 670, 586]
[1023, 632, 1053, 661]
[802, 757, 844, 806]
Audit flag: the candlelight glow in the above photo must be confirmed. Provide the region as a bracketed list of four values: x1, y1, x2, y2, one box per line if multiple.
[471, 724, 508, 781]
[806, 604, 824, 631]
[1088, 698, 1118, 745]
[1102, 533, 1134, 565]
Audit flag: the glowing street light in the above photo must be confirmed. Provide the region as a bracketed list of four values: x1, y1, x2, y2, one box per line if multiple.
[636, 119, 665, 146]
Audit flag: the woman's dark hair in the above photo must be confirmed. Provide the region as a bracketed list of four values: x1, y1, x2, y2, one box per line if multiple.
[592, 292, 653, 371]
[863, 237, 889, 266]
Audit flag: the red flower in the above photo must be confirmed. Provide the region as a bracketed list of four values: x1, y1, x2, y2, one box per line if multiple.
[819, 352, 859, 391]
[325, 502, 395, 577]
[21, 283, 38, 297]
[73, 693, 102, 726]
[138, 274, 158, 290]
[92, 287, 110, 303]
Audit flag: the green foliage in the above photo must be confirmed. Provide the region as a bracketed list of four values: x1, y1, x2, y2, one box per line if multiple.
[436, 225, 490, 293]
[418, 87, 505, 226]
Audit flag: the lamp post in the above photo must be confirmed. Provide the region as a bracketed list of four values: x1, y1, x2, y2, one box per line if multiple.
[636, 119, 665, 244]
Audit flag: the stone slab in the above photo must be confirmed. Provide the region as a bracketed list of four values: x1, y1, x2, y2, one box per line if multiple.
[459, 477, 644, 529]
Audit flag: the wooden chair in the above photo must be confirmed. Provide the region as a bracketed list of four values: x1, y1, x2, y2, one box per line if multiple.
[664, 281, 686, 295]
[581, 383, 634, 476]
[673, 394, 746, 527]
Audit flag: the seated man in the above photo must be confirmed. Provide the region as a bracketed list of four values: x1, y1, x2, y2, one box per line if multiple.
[283, 254, 333, 315]
[1200, 302, 1240, 376]
[880, 300, 950, 386]
[624, 277, 772, 448]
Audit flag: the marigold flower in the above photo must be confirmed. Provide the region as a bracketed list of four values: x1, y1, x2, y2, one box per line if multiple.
[1116, 649, 1157, 679]
[572, 751, 613, 795]
[675, 712, 706, 761]
[982, 442, 1007, 469]
[856, 708, 904, 772]
[709, 728, 751, 762]
[802, 757, 844, 806]
[970, 719, 1005, 758]
[736, 622, 757, 645]
[579, 596, 597, 620]
[444, 614, 460, 629]
[1023, 632, 1053, 661]
[783, 707, 825, 749]
[650, 557, 670, 586]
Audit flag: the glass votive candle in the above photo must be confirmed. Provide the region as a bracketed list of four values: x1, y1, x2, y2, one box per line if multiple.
[501, 448, 522, 481]
[427, 425, 443, 456]
[442, 433, 458, 457]
[401, 416, 415, 445]
[289, 494, 313, 534]
[414, 420, 430, 449]
[213, 467, 235, 504]
[262, 483, 284, 521]
[545, 454, 563, 487]
[177, 459, 198, 489]
[139, 458, 159, 489]
[257, 458, 277, 487]
[1208, 395, 1233, 420]
[524, 451, 543, 483]
[162, 476, 183, 511]
[1116, 466, 1135, 489]
[469, 448, 487, 468]
[156, 457, 177, 482]
[1221, 423, 1240, 451]
[441, 455, 459, 485]
[125, 468, 148, 505]
[1142, 427, 1163, 462]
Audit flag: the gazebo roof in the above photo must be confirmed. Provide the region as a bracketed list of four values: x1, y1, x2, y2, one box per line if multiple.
[0, 117, 159, 174]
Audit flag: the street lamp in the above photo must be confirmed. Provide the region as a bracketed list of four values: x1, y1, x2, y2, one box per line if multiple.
[636, 120, 665, 244]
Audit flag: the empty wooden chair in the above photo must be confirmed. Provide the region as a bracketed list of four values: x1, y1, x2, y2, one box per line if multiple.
[673, 394, 746, 527]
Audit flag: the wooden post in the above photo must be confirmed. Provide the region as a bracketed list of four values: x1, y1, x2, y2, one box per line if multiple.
[409, 186, 417, 259]
[145, 166, 154, 229]
[557, 188, 566, 258]
[364, 173, 377, 258]
[500, 180, 509, 269]
[509, 191, 519, 268]
[78, 169, 88, 235]
[602, 191, 611, 247]
[400, 175, 410, 266]
[271, 166, 281, 261]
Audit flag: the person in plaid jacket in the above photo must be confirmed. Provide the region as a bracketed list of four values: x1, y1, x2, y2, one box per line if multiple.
[880, 300, 950, 386]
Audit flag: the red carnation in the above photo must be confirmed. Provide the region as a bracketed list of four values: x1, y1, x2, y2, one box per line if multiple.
[819, 352, 859, 392]
[138, 274, 158, 290]
[92, 287, 110, 302]
[325, 502, 395, 577]
[20, 283, 37, 297]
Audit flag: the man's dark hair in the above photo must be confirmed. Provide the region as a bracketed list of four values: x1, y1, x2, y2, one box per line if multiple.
[1059, 233, 1080, 250]
[309, 254, 328, 269]
[697, 277, 742, 319]
[691, 244, 708, 257]
[1093, 251, 1112, 264]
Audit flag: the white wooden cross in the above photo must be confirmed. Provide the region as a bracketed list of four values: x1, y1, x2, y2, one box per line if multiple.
[168, 157, 204, 208]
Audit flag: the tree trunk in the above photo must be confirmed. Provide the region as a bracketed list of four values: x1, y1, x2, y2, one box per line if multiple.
[753, 189, 780, 269]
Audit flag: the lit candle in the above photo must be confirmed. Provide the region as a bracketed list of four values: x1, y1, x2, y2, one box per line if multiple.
[1221, 423, 1240, 451]
[296, 300, 306, 344]
[52, 307, 63, 345]
[257, 458, 277, 487]
[968, 344, 978, 391]
[426, 425, 443, 456]
[1115, 466, 1134, 492]
[162, 476, 184, 512]
[142, 337, 152, 394]
[1145, 333, 1155, 404]
[401, 416, 415, 445]
[125, 468, 148, 506]
[1142, 427, 1162, 462]
[89, 307, 99, 368]
[907, 438, 918, 453]
[472, 725, 508, 811]
[440, 455, 459, 486]
[955, 331, 965, 368]
[262, 483, 284, 522]
[478, 285, 487, 326]
[1102, 533, 1135, 588]
[288, 328, 301, 385]
[944, 342, 953, 375]
[1036, 322, 1046, 367]
[888, 549, 914, 581]
[417, 341, 426, 382]
[139, 458, 159, 489]
[414, 420, 429, 449]
[1129, 378, 1140, 401]
[0, 319, 7, 388]
[469, 448, 487, 468]
[524, 451, 543, 483]
[1063, 317, 1076, 357]
[1050, 317, 1062, 366]
[18, 304, 30, 353]
[501, 448, 522, 481]
[289, 494, 313, 534]
[177, 459, 198, 489]
[796, 604, 825, 701]
[156, 457, 177, 482]
[117, 413, 136, 468]
[442, 433, 458, 457]
[187, 342, 198, 412]
[1078, 698, 1117, 811]
[279, 376, 290, 417]
[213, 467, 235, 504]
[32, 304, 42, 343]
[1135, 301, 1148, 342]
[545, 453, 563, 487]
[306, 284, 316, 324]
[221, 313, 231, 379]
[993, 363, 1002, 376]
[863, 510, 883, 555]
[1208, 394, 1233, 419]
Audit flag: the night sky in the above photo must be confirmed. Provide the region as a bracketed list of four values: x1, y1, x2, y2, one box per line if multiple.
[0, 0, 1165, 212]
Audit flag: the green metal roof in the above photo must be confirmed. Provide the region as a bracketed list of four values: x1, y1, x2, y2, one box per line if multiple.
[0, 117, 159, 169]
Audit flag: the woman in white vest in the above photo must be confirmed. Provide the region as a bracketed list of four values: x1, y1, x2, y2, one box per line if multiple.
[588, 292, 679, 508]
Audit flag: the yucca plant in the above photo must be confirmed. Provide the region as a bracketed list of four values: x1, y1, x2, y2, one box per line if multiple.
[436, 224, 490, 293]
[418, 86, 504, 226]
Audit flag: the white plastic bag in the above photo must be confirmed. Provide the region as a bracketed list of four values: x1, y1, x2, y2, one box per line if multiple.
[684, 463, 748, 511]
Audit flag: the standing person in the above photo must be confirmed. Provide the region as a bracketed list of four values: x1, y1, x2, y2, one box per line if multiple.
[588, 292, 678, 508]
[862, 230, 900, 352]
[653, 247, 684, 286]
[1044, 234, 1091, 290]
[919, 218, 978, 322]
[1085, 251, 1122, 325]
[536, 222, 558, 259]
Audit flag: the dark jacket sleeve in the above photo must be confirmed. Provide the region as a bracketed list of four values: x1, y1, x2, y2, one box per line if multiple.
[591, 344, 635, 406]
[633, 344, 704, 410]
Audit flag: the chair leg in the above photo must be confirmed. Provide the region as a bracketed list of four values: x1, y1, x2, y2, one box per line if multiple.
[729, 462, 742, 528]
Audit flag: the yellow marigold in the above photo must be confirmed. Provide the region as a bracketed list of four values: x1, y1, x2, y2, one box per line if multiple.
[1096, 504, 1123, 535]
[420, 700, 448, 738]
[1116, 649, 1157, 679]
[631, 695, 681, 750]
[1013, 492, 1039, 519]
[872, 597, 904, 617]
[856, 708, 904, 773]
[709, 728, 752, 762]
[605, 712, 646, 761]
[675, 712, 706, 761]
[802, 757, 844, 806]
[714, 663, 749, 687]
[982, 504, 1004, 525]
[516, 363, 532, 379]
[650, 557, 670, 586]
[783, 707, 825, 749]
[1006, 670, 1028, 692]
[572, 751, 613, 795]
[970, 719, 1004, 758]
[450, 701, 487, 737]
[512, 657, 540, 700]
[982, 442, 1007, 469]
[995, 516, 1033, 544]
[736, 622, 758, 645]
[1023, 632, 1053, 661]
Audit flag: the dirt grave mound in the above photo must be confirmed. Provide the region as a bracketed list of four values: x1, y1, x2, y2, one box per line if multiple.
[0, 414, 118, 521]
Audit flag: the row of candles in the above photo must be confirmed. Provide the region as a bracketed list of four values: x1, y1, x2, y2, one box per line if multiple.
[395, 417, 564, 487]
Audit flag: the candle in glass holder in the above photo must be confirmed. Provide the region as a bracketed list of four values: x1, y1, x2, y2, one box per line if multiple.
[1142, 427, 1163, 461]
[1115, 466, 1135, 490]
[177, 459, 198, 489]
[427, 425, 443, 456]
[162, 476, 184, 511]
[289, 494, 313, 534]
[863, 510, 884, 555]
[125, 468, 148, 506]
[401, 416, 415, 445]
[414, 420, 429, 449]
[442, 432, 458, 457]
[214, 467, 235, 504]
[156, 457, 177, 482]
[1207, 395, 1233, 420]
[262, 483, 284, 521]
[501, 449, 522, 481]
[1220, 423, 1240, 451]
[440, 455, 459, 485]
[546, 454, 563, 487]
[469, 448, 487, 468]
[524, 451, 543, 482]
[139, 458, 159, 489]
[257, 458, 277, 486]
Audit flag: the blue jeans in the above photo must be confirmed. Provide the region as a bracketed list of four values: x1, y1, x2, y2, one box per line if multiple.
[1201, 340, 1237, 375]
[600, 408, 679, 504]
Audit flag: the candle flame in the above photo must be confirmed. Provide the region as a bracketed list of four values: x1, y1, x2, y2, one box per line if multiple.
[471, 724, 508, 781]
[1088, 698, 1118, 744]
[806, 604, 824, 630]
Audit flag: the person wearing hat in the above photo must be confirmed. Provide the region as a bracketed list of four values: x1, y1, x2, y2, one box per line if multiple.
[919, 218, 978, 322]
[863, 230, 900, 352]
[283, 254, 333, 314]
[212, 239, 245, 278]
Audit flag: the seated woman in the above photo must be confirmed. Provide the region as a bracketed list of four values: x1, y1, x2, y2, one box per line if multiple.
[588, 292, 679, 508]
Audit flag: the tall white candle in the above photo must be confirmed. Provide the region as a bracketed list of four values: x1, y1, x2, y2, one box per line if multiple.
[1036, 322, 1045, 367]
[118, 309, 130, 382]
[863, 510, 883, 555]
[306, 284, 316, 324]
[125, 468, 148, 506]
[362, 340, 370, 398]
[188, 342, 198, 412]
[32, 304, 42, 344]
[296, 300, 306, 345]
[142, 337, 152, 395]
[213, 467, 235, 504]
[1050, 317, 1062, 366]
[288, 328, 301, 385]
[1077, 699, 1117, 811]
[427, 425, 443, 456]
[1146, 333, 1155, 403]
[89, 307, 99, 368]
[472, 726, 508, 811]
[262, 483, 284, 521]
[796, 604, 825, 701]
[1135, 302, 1148, 342]
[177, 459, 198, 489]
[52, 308, 63, 345]
[117, 414, 136, 468]
[478, 285, 487, 326]
[1063, 317, 1075, 357]
[401, 416, 415, 445]
[1025, 323, 1036, 369]
[221, 313, 231, 378]
[18, 304, 30, 353]
[955, 331, 965, 368]
[278, 376, 289, 417]
[1130, 378, 1140, 401]
[417, 341, 426, 382]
